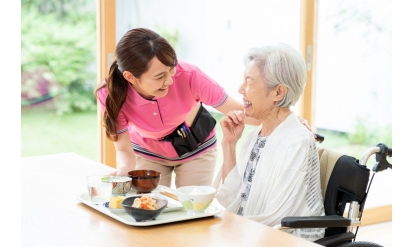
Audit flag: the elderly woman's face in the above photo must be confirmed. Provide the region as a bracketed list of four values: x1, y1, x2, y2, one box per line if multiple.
[238, 60, 276, 120]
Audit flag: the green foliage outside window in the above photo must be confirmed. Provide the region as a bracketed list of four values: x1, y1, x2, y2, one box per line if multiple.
[348, 117, 392, 147]
[21, 1, 97, 114]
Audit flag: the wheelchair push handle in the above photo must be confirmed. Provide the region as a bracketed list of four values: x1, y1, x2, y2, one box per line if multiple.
[359, 143, 392, 172]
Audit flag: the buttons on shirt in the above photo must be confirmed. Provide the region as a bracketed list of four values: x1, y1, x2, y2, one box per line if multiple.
[153, 112, 157, 115]
[151, 102, 155, 104]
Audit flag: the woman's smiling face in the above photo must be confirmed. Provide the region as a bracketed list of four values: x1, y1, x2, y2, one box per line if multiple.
[132, 56, 176, 99]
[238, 60, 277, 120]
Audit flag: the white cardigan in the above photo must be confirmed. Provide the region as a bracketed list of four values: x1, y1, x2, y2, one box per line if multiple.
[213, 112, 325, 241]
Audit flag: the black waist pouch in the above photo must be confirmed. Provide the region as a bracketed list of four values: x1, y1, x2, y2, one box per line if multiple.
[161, 123, 198, 157]
[171, 125, 198, 157]
[161, 103, 216, 157]
[189, 103, 216, 144]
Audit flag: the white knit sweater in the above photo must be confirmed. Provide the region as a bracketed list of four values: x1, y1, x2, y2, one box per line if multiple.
[213, 112, 325, 241]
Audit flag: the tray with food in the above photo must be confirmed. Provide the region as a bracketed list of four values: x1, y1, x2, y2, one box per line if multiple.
[76, 189, 223, 226]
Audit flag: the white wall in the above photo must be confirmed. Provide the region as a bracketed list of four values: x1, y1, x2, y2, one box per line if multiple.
[315, 0, 392, 132]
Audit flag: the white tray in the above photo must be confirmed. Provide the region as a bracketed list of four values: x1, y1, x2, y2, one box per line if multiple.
[76, 192, 222, 226]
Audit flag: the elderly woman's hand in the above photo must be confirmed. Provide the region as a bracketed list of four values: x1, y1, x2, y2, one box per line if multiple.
[220, 110, 245, 144]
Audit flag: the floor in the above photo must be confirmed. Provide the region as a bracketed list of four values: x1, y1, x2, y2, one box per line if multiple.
[354, 221, 392, 247]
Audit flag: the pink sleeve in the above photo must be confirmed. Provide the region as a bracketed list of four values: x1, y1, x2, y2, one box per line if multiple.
[189, 65, 228, 108]
[96, 86, 129, 134]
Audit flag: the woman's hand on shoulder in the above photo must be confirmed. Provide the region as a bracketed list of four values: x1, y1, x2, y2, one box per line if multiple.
[220, 110, 245, 144]
[297, 116, 317, 139]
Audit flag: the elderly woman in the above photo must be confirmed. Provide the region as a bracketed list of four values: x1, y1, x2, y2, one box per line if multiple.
[212, 44, 325, 241]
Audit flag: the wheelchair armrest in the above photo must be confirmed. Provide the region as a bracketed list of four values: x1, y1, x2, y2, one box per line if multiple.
[281, 215, 351, 228]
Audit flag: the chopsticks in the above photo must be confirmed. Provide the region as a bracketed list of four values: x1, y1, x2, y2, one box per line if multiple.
[160, 191, 179, 201]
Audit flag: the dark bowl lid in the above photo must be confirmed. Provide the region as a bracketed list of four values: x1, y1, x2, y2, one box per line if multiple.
[128, 170, 161, 179]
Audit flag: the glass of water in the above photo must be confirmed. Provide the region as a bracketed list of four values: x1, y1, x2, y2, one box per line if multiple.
[86, 175, 113, 204]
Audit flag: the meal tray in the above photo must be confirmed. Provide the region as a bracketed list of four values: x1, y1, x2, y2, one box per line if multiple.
[76, 192, 223, 226]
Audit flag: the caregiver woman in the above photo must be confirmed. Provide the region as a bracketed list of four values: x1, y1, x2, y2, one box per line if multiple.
[213, 44, 325, 241]
[94, 27, 261, 188]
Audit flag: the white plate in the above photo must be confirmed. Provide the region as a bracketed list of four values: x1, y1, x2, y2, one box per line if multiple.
[103, 202, 127, 214]
[76, 192, 223, 226]
[163, 200, 184, 212]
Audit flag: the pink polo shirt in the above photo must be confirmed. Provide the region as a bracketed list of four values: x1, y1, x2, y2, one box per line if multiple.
[97, 60, 228, 162]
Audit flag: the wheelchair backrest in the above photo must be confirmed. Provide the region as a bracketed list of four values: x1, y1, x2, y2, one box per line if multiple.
[318, 148, 343, 201]
[318, 148, 371, 216]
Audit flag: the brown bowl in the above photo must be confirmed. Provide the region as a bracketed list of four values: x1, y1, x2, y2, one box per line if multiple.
[128, 170, 161, 193]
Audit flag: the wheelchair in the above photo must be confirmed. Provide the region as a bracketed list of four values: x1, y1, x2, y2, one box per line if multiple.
[281, 134, 392, 247]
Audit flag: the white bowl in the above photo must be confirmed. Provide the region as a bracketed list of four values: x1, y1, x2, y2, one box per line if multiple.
[176, 186, 216, 213]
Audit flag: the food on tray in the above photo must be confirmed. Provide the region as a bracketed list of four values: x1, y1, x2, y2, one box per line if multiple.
[109, 196, 125, 209]
[132, 195, 160, 210]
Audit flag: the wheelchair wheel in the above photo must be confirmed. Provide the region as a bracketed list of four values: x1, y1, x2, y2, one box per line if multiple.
[339, 241, 383, 247]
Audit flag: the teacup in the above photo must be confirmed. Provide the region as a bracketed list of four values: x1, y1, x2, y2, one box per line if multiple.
[111, 176, 132, 196]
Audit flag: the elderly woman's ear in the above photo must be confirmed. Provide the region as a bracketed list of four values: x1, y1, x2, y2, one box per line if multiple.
[272, 84, 288, 103]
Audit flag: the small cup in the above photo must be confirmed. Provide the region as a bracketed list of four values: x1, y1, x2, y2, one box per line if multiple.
[111, 176, 132, 196]
[86, 175, 113, 204]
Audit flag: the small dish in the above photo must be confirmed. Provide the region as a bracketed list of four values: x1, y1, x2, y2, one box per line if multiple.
[163, 201, 184, 213]
[103, 202, 126, 214]
[121, 195, 167, 222]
